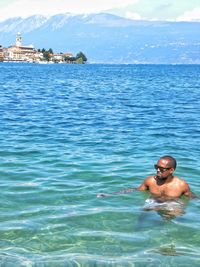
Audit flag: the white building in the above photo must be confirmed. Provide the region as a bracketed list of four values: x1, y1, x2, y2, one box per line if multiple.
[3, 33, 38, 62]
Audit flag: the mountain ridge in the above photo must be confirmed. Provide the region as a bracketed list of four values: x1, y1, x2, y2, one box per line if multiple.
[0, 13, 199, 64]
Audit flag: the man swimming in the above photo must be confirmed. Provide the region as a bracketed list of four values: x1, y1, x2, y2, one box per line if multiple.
[97, 156, 193, 199]
[137, 155, 192, 199]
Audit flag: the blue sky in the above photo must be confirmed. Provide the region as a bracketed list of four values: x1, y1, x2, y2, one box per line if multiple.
[0, 0, 199, 22]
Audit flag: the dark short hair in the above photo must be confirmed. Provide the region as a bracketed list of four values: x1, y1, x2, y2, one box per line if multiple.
[160, 155, 177, 170]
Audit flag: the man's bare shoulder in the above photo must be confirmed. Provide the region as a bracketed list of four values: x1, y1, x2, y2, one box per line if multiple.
[174, 176, 189, 185]
[144, 175, 156, 184]
[137, 175, 155, 190]
[146, 175, 156, 180]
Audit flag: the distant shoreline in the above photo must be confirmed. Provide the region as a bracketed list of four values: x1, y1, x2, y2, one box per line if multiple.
[1, 61, 200, 66]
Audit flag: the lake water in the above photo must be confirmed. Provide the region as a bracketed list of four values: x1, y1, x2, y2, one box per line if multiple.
[0, 63, 200, 266]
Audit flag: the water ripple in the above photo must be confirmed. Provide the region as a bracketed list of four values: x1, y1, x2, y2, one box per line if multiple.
[0, 63, 200, 265]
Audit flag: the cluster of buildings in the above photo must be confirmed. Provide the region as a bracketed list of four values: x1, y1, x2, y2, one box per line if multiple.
[0, 33, 73, 63]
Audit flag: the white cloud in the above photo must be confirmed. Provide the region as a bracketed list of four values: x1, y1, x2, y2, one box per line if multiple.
[176, 7, 200, 22]
[0, 0, 138, 21]
[1, 0, 200, 23]
[125, 12, 141, 20]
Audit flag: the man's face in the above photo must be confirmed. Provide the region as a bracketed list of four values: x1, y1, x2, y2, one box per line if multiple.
[154, 159, 173, 179]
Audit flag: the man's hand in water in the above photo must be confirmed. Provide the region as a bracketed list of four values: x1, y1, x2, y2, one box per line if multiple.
[97, 193, 112, 198]
[97, 188, 137, 198]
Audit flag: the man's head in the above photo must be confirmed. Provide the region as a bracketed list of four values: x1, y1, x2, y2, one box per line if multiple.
[154, 155, 177, 179]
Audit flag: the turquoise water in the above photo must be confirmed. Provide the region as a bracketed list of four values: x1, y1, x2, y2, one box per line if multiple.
[0, 63, 200, 266]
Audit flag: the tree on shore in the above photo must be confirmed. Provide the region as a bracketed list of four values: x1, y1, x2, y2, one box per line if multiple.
[39, 48, 54, 61]
[48, 48, 53, 54]
[37, 48, 87, 63]
[64, 55, 76, 63]
[75, 51, 87, 64]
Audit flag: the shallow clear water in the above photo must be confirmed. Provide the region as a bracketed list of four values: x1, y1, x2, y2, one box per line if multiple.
[0, 63, 200, 266]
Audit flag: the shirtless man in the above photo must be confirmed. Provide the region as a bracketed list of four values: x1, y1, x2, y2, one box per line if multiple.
[137, 155, 192, 199]
[97, 156, 193, 198]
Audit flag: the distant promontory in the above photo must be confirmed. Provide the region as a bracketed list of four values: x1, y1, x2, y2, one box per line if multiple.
[0, 32, 87, 64]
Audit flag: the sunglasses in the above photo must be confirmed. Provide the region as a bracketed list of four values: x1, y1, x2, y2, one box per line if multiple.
[154, 164, 171, 173]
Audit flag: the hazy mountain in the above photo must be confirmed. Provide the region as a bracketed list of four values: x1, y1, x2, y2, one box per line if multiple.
[0, 13, 199, 64]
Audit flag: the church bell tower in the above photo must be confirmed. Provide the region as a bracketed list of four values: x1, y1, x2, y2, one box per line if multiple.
[16, 32, 22, 47]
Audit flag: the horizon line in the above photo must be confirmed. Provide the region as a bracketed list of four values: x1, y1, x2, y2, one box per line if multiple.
[0, 12, 200, 23]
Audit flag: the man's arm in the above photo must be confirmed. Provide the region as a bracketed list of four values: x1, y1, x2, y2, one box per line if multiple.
[137, 182, 148, 191]
[183, 183, 199, 199]
[137, 177, 150, 191]
[97, 177, 150, 198]
[97, 187, 137, 198]
[183, 183, 192, 197]
[182, 181, 200, 199]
